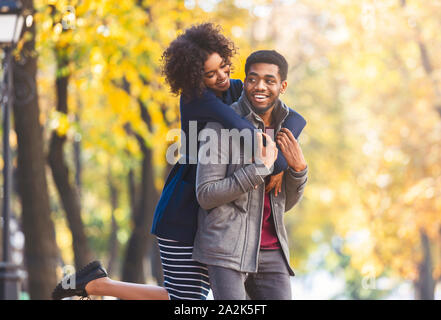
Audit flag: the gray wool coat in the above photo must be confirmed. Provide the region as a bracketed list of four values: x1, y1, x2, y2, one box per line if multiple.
[192, 94, 308, 275]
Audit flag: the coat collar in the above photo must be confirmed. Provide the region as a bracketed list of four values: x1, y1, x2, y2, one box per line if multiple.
[235, 91, 289, 130]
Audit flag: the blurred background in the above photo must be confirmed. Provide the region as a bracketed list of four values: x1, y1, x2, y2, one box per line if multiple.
[0, 0, 440, 300]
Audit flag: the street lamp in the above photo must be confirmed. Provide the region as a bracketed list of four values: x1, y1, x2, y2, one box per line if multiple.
[0, 1, 24, 43]
[0, 0, 24, 300]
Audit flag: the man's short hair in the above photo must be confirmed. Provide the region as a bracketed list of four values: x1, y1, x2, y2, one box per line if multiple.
[244, 50, 288, 81]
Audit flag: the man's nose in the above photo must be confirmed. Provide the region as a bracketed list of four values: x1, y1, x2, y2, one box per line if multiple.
[255, 79, 266, 90]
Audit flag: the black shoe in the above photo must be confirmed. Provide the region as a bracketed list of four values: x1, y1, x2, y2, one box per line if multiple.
[52, 260, 108, 300]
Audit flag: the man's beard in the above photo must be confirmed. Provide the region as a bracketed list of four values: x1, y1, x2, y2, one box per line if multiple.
[250, 101, 276, 115]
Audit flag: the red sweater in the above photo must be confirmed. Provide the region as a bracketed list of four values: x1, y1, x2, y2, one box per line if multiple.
[260, 182, 281, 250]
[260, 126, 281, 250]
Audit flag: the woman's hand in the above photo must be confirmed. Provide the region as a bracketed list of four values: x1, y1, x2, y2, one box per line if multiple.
[265, 171, 284, 196]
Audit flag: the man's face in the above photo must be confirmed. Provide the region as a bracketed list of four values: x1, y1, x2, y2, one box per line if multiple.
[244, 63, 287, 114]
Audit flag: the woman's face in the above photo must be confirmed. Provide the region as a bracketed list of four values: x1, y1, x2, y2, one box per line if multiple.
[203, 52, 231, 96]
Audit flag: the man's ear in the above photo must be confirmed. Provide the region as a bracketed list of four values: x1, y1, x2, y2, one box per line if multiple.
[280, 80, 288, 94]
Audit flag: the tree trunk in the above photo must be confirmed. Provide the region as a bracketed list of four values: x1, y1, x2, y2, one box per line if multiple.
[73, 112, 82, 193]
[122, 144, 158, 283]
[47, 46, 92, 271]
[106, 169, 119, 277]
[11, 0, 58, 299]
[414, 229, 435, 300]
[127, 166, 138, 223]
[118, 76, 159, 284]
[399, 0, 441, 117]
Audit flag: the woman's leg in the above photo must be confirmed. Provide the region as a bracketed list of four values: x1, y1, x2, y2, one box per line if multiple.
[85, 277, 170, 300]
[83, 236, 209, 300]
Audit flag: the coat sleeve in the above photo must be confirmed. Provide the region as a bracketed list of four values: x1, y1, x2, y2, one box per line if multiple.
[284, 166, 308, 212]
[195, 121, 270, 211]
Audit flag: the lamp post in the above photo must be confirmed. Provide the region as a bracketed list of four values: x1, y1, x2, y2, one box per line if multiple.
[0, 0, 24, 300]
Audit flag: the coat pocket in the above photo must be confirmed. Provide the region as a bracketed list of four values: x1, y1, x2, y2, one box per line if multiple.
[199, 206, 244, 257]
[232, 191, 250, 213]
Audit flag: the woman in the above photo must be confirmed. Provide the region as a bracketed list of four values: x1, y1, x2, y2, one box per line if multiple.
[52, 23, 304, 300]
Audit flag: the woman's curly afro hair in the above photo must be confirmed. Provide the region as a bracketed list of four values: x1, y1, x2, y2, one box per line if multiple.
[161, 23, 237, 99]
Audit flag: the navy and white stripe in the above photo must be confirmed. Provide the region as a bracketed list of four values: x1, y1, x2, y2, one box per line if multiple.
[157, 237, 210, 300]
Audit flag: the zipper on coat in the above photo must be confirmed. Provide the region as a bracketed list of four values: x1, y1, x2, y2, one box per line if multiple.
[253, 182, 265, 273]
[249, 123, 265, 272]
[270, 191, 295, 276]
[240, 198, 249, 270]
[239, 189, 252, 269]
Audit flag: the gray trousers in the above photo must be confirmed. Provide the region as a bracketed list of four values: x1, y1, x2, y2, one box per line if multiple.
[207, 249, 292, 300]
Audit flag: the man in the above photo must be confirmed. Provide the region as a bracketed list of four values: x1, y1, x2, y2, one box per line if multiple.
[193, 50, 308, 299]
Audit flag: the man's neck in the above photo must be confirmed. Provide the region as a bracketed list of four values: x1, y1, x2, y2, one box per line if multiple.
[242, 93, 278, 127]
[260, 107, 275, 128]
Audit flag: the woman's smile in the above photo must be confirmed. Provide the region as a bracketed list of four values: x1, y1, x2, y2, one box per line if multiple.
[215, 77, 230, 88]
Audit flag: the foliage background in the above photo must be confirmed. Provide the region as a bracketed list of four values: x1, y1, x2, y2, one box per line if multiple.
[1, 0, 440, 299]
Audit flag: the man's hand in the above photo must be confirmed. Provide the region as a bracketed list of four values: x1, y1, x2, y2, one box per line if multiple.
[265, 171, 284, 196]
[276, 128, 307, 172]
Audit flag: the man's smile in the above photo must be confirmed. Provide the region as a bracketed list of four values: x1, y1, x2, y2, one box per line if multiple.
[250, 92, 271, 104]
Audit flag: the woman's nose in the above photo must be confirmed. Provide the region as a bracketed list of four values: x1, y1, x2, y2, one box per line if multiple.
[218, 69, 227, 79]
